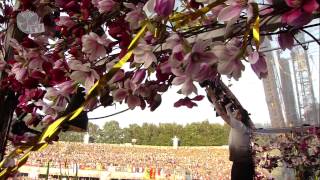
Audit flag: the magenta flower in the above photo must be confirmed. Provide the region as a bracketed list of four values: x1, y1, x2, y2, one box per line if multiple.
[278, 32, 294, 50]
[18, 88, 45, 106]
[132, 69, 146, 84]
[81, 32, 111, 61]
[205, 4, 225, 23]
[154, 0, 175, 17]
[282, 0, 319, 27]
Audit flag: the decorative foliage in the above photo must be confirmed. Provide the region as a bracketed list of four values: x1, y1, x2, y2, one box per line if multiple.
[253, 127, 320, 179]
[0, 0, 319, 177]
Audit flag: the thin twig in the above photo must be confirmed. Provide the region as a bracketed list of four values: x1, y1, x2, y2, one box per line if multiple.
[89, 108, 130, 120]
[260, 23, 320, 36]
[300, 28, 320, 46]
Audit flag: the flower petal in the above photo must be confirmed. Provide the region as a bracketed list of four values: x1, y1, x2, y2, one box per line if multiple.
[248, 51, 259, 64]
[172, 76, 186, 85]
[282, 9, 312, 27]
[113, 89, 128, 102]
[127, 95, 141, 109]
[303, 0, 319, 13]
[181, 78, 197, 95]
[218, 5, 242, 22]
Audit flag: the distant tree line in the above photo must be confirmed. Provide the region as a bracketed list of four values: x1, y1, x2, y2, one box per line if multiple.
[59, 121, 230, 146]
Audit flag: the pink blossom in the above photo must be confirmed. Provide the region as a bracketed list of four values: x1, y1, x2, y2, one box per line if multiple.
[213, 40, 245, 80]
[49, 69, 67, 85]
[166, 34, 185, 69]
[154, 0, 175, 17]
[92, 0, 117, 13]
[172, 73, 198, 95]
[218, 0, 248, 21]
[81, 32, 111, 61]
[113, 88, 129, 102]
[282, 0, 319, 27]
[45, 81, 76, 100]
[248, 52, 268, 79]
[28, 57, 44, 70]
[133, 40, 157, 68]
[183, 40, 217, 77]
[70, 70, 99, 92]
[171, 40, 217, 95]
[11, 63, 27, 82]
[124, 3, 145, 30]
[112, 79, 141, 109]
[169, 44, 185, 68]
[56, 16, 76, 27]
[165, 33, 182, 49]
[68, 60, 100, 91]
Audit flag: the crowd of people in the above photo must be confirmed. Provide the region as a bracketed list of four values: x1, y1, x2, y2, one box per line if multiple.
[23, 142, 231, 179]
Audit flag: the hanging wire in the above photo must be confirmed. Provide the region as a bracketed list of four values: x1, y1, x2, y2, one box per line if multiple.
[88, 108, 130, 120]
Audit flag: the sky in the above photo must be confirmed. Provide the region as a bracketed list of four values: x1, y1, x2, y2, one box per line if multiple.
[88, 62, 271, 128]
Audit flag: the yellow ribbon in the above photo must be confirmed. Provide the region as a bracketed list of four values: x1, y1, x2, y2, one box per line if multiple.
[253, 16, 260, 50]
[251, 3, 260, 50]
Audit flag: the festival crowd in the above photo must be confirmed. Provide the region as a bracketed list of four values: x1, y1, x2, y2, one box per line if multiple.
[23, 142, 231, 179]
